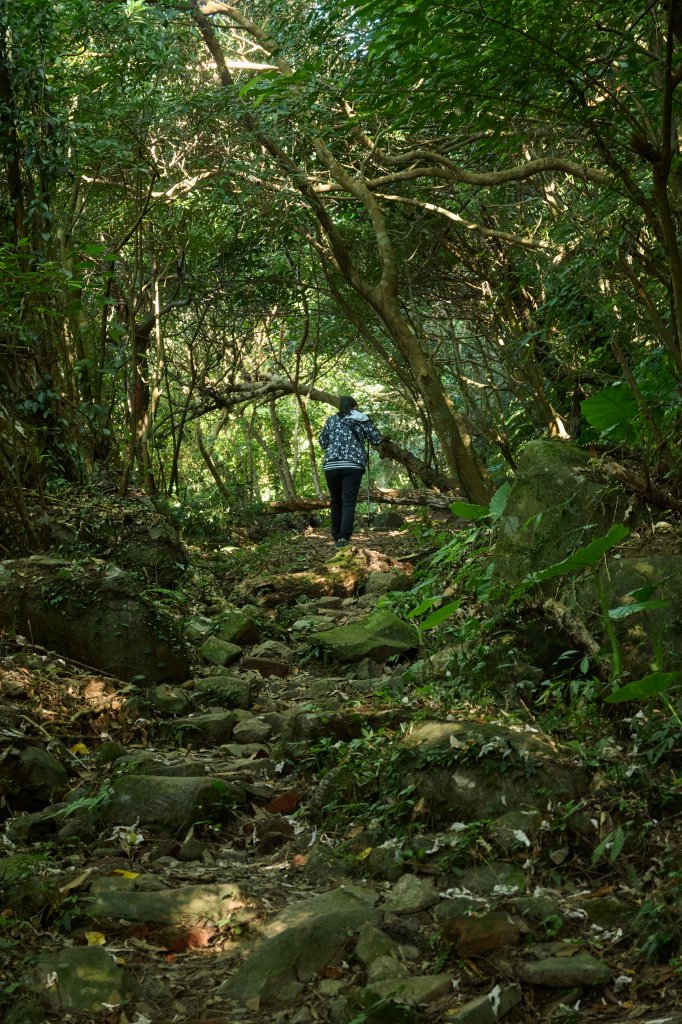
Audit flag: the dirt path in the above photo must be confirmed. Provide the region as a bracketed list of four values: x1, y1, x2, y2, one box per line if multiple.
[0, 527, 680, 1024]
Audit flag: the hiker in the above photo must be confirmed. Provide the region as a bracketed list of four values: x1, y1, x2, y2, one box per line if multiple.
[319, 395, 382, 546]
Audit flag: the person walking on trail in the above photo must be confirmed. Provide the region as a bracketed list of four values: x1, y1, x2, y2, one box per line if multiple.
[319, 395, 382, 547]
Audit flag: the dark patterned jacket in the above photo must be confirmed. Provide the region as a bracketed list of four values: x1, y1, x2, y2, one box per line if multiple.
[319, 412, 382, 471]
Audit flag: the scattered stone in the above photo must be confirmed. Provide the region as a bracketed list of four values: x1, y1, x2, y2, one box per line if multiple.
[123, 756, 208, 778]
[222, 742, 270, 759]
[6, 805, 66, 844]
[163, 710, 238, 745]
[441, 910, 522, 956]
[402, 720, 589, 822]
[372, 511, 405, 529]
[264, 789, 301, 815]
[366, 974, 453, 1005]
[447, 983, 522, 1023]
[434, 895, 487, 923]
[364, 570, 411, 596]
[507, 895, 563, 929]
[384, 874, 438, 914]
[12, 747, 68, 808]
[579, 895, 638, 930]
[94, 740, 128, 765]
[192, 674, 253, 709]
[518, 952, 614, 987]
[361, 843, 406, 883]
[89, 882, 244, 926]
[98, 774, 245, 829]
[313, 609, 419, 663]
[300, 846, 349, 887]
[492, 439, 628, 587]
[32, 946, 139, 1013]
[217, 886, 380, 1004]
[177, 837, 210, 862]
[292, 615, 336, 632]
[199, 636, 242, 666]
[356, 923, 404, 965]
[455, 863, 526, 896]
[184, 614, 214, 641]
[216, 609, 262, 645]
[490, 809, 542, 853]
[367, 955, 410, 982]
[0, 558, 190, 684]
[255, 816, 295, 851]
[251, 640, 295, 662]
[241, 655, 291, 678]
[146, 684, 193, 716]
[5, 1000, 45, 1024]
[0, 853, 49, 887]
[232, 716, 272, 745]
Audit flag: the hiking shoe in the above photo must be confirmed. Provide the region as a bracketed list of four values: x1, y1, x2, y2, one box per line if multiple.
[335, 539, 349, 547]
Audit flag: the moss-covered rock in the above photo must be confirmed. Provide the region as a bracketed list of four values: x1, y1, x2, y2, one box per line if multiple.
[31, 946, 139, 1013]
[314, 609, 419, 663]
[0, 559, 190, 684]
[493, 439, 629, 587]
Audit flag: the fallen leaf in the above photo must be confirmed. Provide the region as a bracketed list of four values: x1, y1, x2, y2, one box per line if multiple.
[264, 790, 300, 815]
[85, 931, 107, 946]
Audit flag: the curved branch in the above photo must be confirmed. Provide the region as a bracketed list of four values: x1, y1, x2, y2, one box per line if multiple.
[315, 156, 612, 194]
[374, 192, 553, 250]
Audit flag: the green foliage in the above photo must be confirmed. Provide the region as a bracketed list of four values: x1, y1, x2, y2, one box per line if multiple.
[581, 385, 638, 442]
[591, 825, 627, 867]
[521, 524, 630, 589]
[605, 672, 682, 703]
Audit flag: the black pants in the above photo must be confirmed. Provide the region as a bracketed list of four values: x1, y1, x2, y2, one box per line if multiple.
[325, 467, 364, 541]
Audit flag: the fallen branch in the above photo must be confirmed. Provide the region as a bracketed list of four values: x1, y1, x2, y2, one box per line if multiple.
[202, 377, 458, 492]
[600, 460, 682, 513]
[262, 486, 460, 513]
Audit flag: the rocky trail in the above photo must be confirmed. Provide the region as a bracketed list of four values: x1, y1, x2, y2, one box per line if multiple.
[0, 515, 681, 1024]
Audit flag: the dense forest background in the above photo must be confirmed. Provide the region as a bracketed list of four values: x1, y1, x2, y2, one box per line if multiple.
[2, 0, 682, 546]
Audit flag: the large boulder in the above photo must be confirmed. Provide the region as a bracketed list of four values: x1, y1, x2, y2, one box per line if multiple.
[42, 493, 188, 586]
[31, 947, 139, 1014]
[402, 720, 591, 822]
[492, 440, 682, 672]
[98, 774, 246, 830]
[493, 439, 631, 586]
[0, 558, 189, 684]
[217, 886, 380, 1004]
[581, 552, 682, 674]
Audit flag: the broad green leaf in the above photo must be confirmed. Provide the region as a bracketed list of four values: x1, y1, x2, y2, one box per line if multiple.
[609, 826, 626, 864]
[624, 585, 658, 602]
[608, 599, 671, 620]
[406, 595, 440, 620]
[581, 386, 638, 439]
[420, 599, 462, 629]
[604, 671, 682, 702]
[489, 482, 510, 520]
[477, 562, 495, 602]
[450, 501, 489, 520]
[531, 524, 630, 582]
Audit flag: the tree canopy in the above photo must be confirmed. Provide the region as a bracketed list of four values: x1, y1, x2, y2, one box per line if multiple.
[2, 0, 682, 548]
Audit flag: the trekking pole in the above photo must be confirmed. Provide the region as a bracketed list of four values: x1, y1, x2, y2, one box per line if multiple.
[366, 437, 371, 529]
